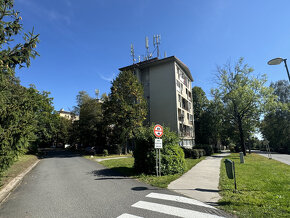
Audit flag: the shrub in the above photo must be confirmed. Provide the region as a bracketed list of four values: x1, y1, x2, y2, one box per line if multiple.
[229, 143, 235, 153]
[196, 144, 213, 156]
[192, 149, 200, 159]
[197, 149, 205, 157]
[103, 149, 109, 156]
[134, 125, 186, 175]
[182, 147, 192, 158]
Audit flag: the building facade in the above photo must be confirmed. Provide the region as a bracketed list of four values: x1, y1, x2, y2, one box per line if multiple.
[119, 56, 195, 148]
[58, 109, 79, 122]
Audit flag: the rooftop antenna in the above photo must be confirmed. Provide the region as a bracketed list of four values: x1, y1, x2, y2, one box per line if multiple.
[145, 36, 150, 60]
[153, 34, 161, 58]
[95, 89, 99, 99]
[130, 44, 136, 64]
[164, 51, 167, 58]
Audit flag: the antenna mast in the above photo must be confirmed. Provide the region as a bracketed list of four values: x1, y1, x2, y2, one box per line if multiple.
[95, 89, 100, 99]
[153, 34, 161, 58]
[130, 44, 136, 64]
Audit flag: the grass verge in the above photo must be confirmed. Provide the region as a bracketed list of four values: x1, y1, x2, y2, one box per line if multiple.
[99, 157, 205, 188]
[219, 153, 290, 217]
[0, 154, 38, 190]
[83, 154, 132, 160]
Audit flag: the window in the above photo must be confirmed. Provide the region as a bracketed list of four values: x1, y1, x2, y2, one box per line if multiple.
[176, 80, 181, 92]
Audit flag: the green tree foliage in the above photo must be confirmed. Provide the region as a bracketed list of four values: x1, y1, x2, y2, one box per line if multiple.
[213, 58, 276, 155]
[0, 1, 57, 172]
[103, 71, 147, 153]
[70, 91, 105, 152]
[192, 86, 224, 147]
[134, 125, 185, 175]
[262, 80, 290, 154]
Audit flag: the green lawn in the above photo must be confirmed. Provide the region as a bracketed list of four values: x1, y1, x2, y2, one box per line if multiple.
[219, 153, 290, 217]
[0, 154, 38, 189]
[83, 154, 132, 160]
[99, 157, 205, 188]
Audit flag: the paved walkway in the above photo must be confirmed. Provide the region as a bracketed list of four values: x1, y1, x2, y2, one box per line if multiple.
[251, 150, 290, 165]
[168, 153, 230, 205]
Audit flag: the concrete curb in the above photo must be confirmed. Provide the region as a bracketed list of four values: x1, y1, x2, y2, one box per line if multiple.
[0, 159, 40, 204]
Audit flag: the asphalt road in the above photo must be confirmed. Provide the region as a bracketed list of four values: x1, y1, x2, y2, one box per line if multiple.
[251, 150, 290, 165]
[0, 150, 231, 218]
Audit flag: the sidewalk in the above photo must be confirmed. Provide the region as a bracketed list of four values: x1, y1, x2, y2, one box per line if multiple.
[168, 153, 230, 205]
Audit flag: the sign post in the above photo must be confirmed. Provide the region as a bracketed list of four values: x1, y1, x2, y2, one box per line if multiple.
[154, 124, 163, 177]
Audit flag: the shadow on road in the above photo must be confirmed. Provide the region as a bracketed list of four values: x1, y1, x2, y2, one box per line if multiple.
[89, 168, 133, 180]
[38, 149, 81, 159]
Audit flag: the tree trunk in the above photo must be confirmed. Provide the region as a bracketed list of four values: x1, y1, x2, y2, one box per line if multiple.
[237, 116, 246, 156]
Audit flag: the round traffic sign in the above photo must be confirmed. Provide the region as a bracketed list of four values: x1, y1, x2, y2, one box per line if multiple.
[153, 124, 163, 138]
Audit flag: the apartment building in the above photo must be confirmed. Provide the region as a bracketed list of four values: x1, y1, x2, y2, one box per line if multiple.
[119, 56, 195, 148]
[58, 108, 79, 122]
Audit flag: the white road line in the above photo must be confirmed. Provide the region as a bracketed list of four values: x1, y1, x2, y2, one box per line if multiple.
[132, 201, 224, 218]
[146, 192, 217, 209]
[117, 213, 143, 218]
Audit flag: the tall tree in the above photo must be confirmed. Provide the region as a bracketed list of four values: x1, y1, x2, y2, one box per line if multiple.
[0, 0, 40, 171]
[261, 80, 290, 153]
[103, 71, 147, 154]
[213, 58, 276, 155]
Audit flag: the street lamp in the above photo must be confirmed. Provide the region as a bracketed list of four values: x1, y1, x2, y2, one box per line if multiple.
[267, 57, 290, 82]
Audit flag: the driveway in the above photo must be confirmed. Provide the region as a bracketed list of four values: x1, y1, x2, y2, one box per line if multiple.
[0, 150, 231, 218]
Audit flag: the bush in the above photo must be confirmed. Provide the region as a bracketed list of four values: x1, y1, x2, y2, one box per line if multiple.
[196, 144, 213, 156]
[229, 143, 235, 152]
[103, 149, 109, 156]
[134, 125, 186, 175]
[182, 147, 192, 158]
[192, 149, 200, 159]
[197, 149, 205, 157]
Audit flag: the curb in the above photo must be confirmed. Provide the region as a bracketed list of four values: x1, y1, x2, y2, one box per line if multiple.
[0, 159, 40, 204]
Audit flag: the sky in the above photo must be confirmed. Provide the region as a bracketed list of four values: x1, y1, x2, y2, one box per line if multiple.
[13, 0, 290, 111]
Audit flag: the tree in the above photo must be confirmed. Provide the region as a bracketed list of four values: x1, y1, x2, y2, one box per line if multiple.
[213, 58, 276, 155]
[261, 80, 290, 153]
[103, 71, 147, 154]
[0, 0, 40, 171]
[71, 91, 104, 151]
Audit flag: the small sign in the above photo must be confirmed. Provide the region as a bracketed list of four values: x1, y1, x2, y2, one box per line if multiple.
[153, 124, 163, 138]
[155, 139, 163, 149]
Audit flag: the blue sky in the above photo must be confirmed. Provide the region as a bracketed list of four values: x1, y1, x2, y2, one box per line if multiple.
[14, 0, 290, 111]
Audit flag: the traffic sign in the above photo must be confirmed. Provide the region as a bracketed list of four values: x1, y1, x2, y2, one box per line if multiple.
[153, 124, 163, 138]
[155, 139, 163, 149]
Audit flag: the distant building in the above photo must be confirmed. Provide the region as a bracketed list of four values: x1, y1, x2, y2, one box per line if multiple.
[58, 109, 79, 122]
[119, 56, 195, 148]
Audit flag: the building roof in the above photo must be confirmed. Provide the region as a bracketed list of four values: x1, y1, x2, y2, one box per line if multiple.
[119, 56, 193, 81]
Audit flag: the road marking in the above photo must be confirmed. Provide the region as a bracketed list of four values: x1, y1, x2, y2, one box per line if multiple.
[132, 201, 224, 218]
[117, 213, 143, 218]
[146, 192, 217, 209]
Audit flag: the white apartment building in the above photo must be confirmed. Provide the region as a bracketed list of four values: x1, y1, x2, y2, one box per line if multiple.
[58, 108, 79, 122]
[119, 56, 195, 148]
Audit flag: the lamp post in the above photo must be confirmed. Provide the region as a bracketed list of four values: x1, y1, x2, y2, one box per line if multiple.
[267, 57, 290, 82]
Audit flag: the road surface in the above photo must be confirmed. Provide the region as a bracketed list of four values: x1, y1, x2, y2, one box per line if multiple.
[0, 150, 231, 218]
[251, 150, 290, 165]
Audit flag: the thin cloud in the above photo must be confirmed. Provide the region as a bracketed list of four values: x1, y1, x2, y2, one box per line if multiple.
[99, 73, 115, 82]
[16, 0, 72, 26]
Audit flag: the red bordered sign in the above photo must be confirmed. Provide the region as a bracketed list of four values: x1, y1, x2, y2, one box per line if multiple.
[153, 124, 163, 138]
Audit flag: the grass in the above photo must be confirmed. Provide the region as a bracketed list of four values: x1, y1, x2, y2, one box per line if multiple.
[219, 153, 290, 217]
[83, 154, 132, 160]
[0, 154, 38, 189]
[99, 156, 205, 188]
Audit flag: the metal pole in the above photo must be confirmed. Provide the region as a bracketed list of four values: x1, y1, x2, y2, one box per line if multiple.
[159, 149, 161, 176]
[156, 149, 158, 176]
[283, 59, 290, 82]
[233, 161, 237, 192]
